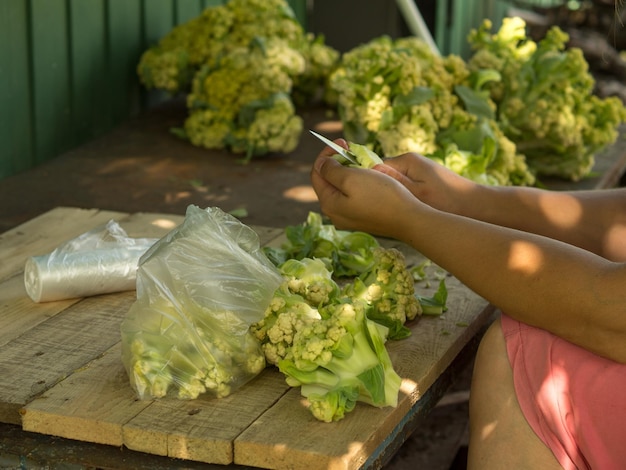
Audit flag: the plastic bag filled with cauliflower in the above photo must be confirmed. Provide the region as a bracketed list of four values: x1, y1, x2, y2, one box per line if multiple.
[121, 205, 283, 400]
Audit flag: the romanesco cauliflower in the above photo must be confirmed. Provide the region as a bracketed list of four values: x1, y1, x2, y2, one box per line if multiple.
[342, 247, 421, 340]
[137, 0, 339, 160]
[279, 257, 340, 307]
[328, 35, 536, 186]
[467, 17, 626, 181]
[278, 299, 401, 422]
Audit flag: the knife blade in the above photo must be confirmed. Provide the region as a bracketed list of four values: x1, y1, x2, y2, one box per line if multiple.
[309, 130, 358, 165]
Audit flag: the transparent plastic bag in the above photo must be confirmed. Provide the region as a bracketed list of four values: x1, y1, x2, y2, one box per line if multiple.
[120, 205, 283, 400]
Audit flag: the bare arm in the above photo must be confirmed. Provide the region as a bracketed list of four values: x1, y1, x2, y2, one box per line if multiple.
[464, 185, 626, 262]
[377, 153, 626, 262]
[311, 152, 626, 363]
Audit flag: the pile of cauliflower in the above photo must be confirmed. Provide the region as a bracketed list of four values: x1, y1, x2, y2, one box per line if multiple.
[137, 0, 339, 161]
[252, 212, 438, 422]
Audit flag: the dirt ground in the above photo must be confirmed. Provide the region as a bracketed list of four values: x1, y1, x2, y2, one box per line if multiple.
[0, 98, 472, 469]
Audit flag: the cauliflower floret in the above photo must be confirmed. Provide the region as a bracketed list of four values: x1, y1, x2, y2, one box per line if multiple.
[342, 247, 420, 340]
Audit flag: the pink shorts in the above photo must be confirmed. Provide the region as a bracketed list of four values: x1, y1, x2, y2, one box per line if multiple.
[501, 313, 626, 470]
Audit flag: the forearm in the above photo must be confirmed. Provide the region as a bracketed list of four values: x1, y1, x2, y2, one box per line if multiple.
[460, 185, 626, 261]
[398, 203, 626, 362]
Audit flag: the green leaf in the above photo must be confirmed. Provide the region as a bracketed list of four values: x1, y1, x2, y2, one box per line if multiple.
[249, 36, 267, 54]
[416, 279, 448, 315]
[357, 364, 386, 405]
[438, 118, 497, 156]
[228, 207, 249, 218]
[454, 85, 495, 120]
[389, 86, 435, 123]
[393, 86, 435, 108]
[471, 69, 501, 91]
[379, 108, 395, 131]
[169, 127, 188, 140]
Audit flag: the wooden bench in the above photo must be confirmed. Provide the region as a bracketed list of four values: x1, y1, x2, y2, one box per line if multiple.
[0, 206, 495, 469]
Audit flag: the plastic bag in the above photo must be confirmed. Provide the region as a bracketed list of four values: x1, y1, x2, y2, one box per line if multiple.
[24, 220, 157, 302]
[120, 205, 283, 400]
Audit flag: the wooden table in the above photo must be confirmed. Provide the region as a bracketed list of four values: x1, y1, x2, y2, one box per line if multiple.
[0, 206, 495, 470]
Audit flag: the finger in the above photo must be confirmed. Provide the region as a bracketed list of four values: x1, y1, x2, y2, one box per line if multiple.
[373, 162, 415, 187]
[379, 155, 412, 175]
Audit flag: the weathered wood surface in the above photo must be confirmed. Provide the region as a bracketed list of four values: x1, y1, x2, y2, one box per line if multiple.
[1, 207, 493, 469]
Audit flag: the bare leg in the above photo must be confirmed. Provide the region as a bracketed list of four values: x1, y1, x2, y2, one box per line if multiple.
[467, 317, 562, 470]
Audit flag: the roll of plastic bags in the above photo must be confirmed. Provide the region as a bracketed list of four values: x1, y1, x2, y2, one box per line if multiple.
[120, 205, 283, 400]
[24, 220, 158, 303]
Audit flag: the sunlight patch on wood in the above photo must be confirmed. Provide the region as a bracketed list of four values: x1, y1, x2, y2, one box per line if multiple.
[283, 185, 318, 203]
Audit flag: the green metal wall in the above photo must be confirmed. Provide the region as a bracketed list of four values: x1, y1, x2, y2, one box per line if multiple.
[0, 0, 306, 180]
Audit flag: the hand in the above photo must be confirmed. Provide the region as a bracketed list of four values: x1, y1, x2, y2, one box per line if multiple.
[310, 141, 423, 239]
[375, 153, 479, 216]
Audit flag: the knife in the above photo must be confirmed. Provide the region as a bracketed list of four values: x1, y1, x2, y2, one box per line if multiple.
[309, 130, 358, 165]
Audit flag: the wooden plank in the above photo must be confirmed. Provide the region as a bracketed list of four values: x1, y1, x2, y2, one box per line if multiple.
[30, 0, 73, 164]
[233, 278, 492, 470]
[121, 368, 289, 464]
[21, 343, 153, 447]
[434, 0, 451, 56]
[235, 387, 380, 470]
[0, 207, 126, 281]
[0, 0, 34, 179]
[0, 290, 136, 425]
[110, 210, 183, 239]
[0, 274, 81, 348]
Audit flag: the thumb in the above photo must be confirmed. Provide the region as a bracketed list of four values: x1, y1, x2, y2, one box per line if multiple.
[313, 155, 346, 185]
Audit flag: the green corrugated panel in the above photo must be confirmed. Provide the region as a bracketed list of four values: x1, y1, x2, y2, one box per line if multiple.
[0, 0, 34, 179]
[201, 0, 226, 8]
[448, 0, 473, 57]
[513, 0, 564, 7]
[288, 0, 307, 29]
[175, 0, 206, 24]
[68, 0, 110, 142]
[143, 0, 175, 46]
[435, 0, 451, 56]
[107, 0, 143, 123]
[435, 0, 513, 58]
[30, 0, 73, 165]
